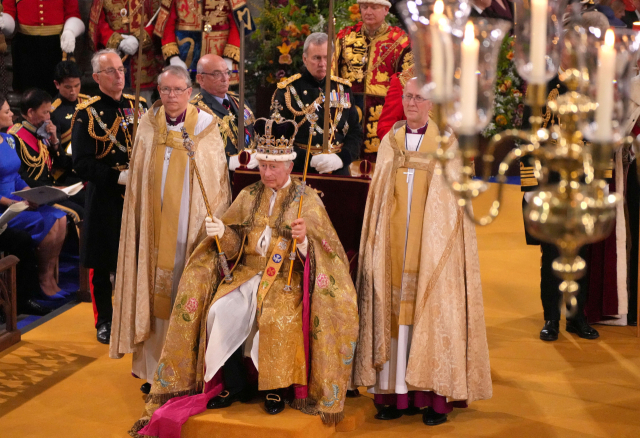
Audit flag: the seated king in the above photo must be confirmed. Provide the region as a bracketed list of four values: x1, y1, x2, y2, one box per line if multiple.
[130, 116, 359, 436]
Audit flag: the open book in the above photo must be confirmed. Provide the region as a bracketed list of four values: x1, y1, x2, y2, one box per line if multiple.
[0, 201, 29, 228]
[12, 181, 83, 206]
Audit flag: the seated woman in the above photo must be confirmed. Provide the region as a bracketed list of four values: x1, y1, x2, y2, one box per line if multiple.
[0, 96, 67, 297]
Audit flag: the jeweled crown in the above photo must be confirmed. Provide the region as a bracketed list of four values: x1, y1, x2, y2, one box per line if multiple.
[254, 117, 298, 157]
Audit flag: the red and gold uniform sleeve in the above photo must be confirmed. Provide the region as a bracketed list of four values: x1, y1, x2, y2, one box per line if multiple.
[97, 9, 122, 48]
[159, 1, 179, 60]
[5, 0, 80, 28]
[377, 73, 405, 139]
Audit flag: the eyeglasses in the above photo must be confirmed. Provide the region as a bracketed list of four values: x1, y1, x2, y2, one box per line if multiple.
[96, 67, 127, 76]
[402, 95, 428, 103]
[158, 87, 191, 96]
[199, 70, 235, 80]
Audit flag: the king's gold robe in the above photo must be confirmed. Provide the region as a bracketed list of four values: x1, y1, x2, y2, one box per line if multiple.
[130, 178, 358, 435]
[354, 121, 492, 403]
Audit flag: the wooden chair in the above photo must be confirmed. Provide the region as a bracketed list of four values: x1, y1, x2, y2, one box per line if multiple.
[0, 255, 21, 351]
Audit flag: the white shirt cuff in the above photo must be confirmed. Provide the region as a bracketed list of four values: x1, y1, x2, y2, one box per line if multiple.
[296, 236, 308, 258]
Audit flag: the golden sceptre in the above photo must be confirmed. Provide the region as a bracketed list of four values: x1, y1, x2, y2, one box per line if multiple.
[284, 117, 317, 290]
[181, 127, 233, 283]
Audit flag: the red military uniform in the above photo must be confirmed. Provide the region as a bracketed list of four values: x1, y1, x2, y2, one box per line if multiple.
[3, 0, 81, 95]
[88, 0, 164, 89]
[153, 0, 254, 84]
[335, 22, 412, 162]
[377, 64, 414, 140]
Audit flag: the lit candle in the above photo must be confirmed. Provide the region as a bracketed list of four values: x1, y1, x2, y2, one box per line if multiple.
[595, 29, 616, 142]
[460, 21, 479, 132]
[430, 0, 445, 101]
[529, 0, 548, 84]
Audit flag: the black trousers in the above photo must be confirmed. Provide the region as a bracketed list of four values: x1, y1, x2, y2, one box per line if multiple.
[11, 33, 61, 97]
[627, 160, 639, 322]
[0, 228, 40, 307]
[92, 268, 113, 328]
[222, 347, 248, 395]
[540, 242, 590, 321]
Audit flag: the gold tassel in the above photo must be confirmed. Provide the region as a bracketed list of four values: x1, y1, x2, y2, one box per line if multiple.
[289, 397, 310, 410]
[320, 411, 345, 425]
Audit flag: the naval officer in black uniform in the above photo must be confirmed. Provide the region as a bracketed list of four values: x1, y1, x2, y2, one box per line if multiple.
[71, 49, 147, 344]
[270, 32, 362, 175]
[192, 54, 256, 172]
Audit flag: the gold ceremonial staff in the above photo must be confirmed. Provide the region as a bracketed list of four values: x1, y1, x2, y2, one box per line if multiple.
[284, 118, 317, 290]
[180, 128, 234, 283]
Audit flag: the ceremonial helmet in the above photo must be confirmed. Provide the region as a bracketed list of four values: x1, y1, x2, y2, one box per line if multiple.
[254, 117, 298, 162]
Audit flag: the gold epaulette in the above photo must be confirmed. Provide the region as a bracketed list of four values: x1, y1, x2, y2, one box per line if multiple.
[331, 75, 352, 87]
[78, 93, 91, 101]
[190, 93, 203, 105]
[50, 98, 62, 112]
[193, 101, 214, 117]
[123, 93, 147, 103]
[7, 123, 22, 135]
[277, 73, 301, 89]
[520, 161, 538, 187]
[76, 95, 101, 111]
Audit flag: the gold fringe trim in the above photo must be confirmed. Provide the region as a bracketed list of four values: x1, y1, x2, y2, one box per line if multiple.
[107, 32, 124, 50]
[289, 397, 310, 410]
[320, 411, 345, 425]
[128, 419, 154, 438]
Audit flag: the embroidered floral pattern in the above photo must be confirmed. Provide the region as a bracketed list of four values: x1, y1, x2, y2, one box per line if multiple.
[316, 274, 338, 297]
[316, 273, 329, 289]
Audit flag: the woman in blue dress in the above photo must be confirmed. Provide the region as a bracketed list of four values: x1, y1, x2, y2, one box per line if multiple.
[0, 96, 67, 297]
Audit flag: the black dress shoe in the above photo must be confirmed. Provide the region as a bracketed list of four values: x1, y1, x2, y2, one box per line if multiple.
[264, 393, 285, 415]
[566, 319, 599, 340]
[422, 407, 447, 426]
[207, 390, 240, 409]
[96, 322, 111, 344]
[374, 405, 403, 420]
[346, 388, 360, 398]
[18, 299, 52, 316]
[540, 320, 559, 341]
[628, 315, 637, 327]
[140, 382, 151, 394]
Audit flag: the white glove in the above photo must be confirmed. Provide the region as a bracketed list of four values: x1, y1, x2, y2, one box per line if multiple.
[229, 155, 241, 172]
[205, 216, 225, 239]
[118, 169, 129, 185]
[60, 30, 76, 53]
[229, 151, 259, 171]
[0, 14, 16, 36]
[247, 151, 259, 169]
[224, 58, 234, 71]
[523, 192, 534, 203]
[310, 153, 343, 174]
[169, 56, 188, 70]
[119, 35, 139, 56]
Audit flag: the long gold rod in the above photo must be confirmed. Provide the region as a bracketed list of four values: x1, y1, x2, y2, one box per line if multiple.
[285, 122, 316, 289]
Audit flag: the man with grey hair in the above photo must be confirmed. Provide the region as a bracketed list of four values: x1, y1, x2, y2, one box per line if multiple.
[110, 63, 232, 396]
[270, 32, 361, 175]
[192, 54, 257, 172]
[71, 48, 147, 345]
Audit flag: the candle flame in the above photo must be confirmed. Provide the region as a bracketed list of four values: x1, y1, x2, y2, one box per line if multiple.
[605, 29, 615, 47]
[434, 0, 444, 15]
[464, 21, 475, 44]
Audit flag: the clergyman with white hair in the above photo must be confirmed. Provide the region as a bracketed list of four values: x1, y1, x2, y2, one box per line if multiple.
[354, 77, 492, 426]
[109, 64, 232, 398]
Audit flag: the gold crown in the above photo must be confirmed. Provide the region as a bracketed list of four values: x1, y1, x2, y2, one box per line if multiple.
[255, 117, 297, 157]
